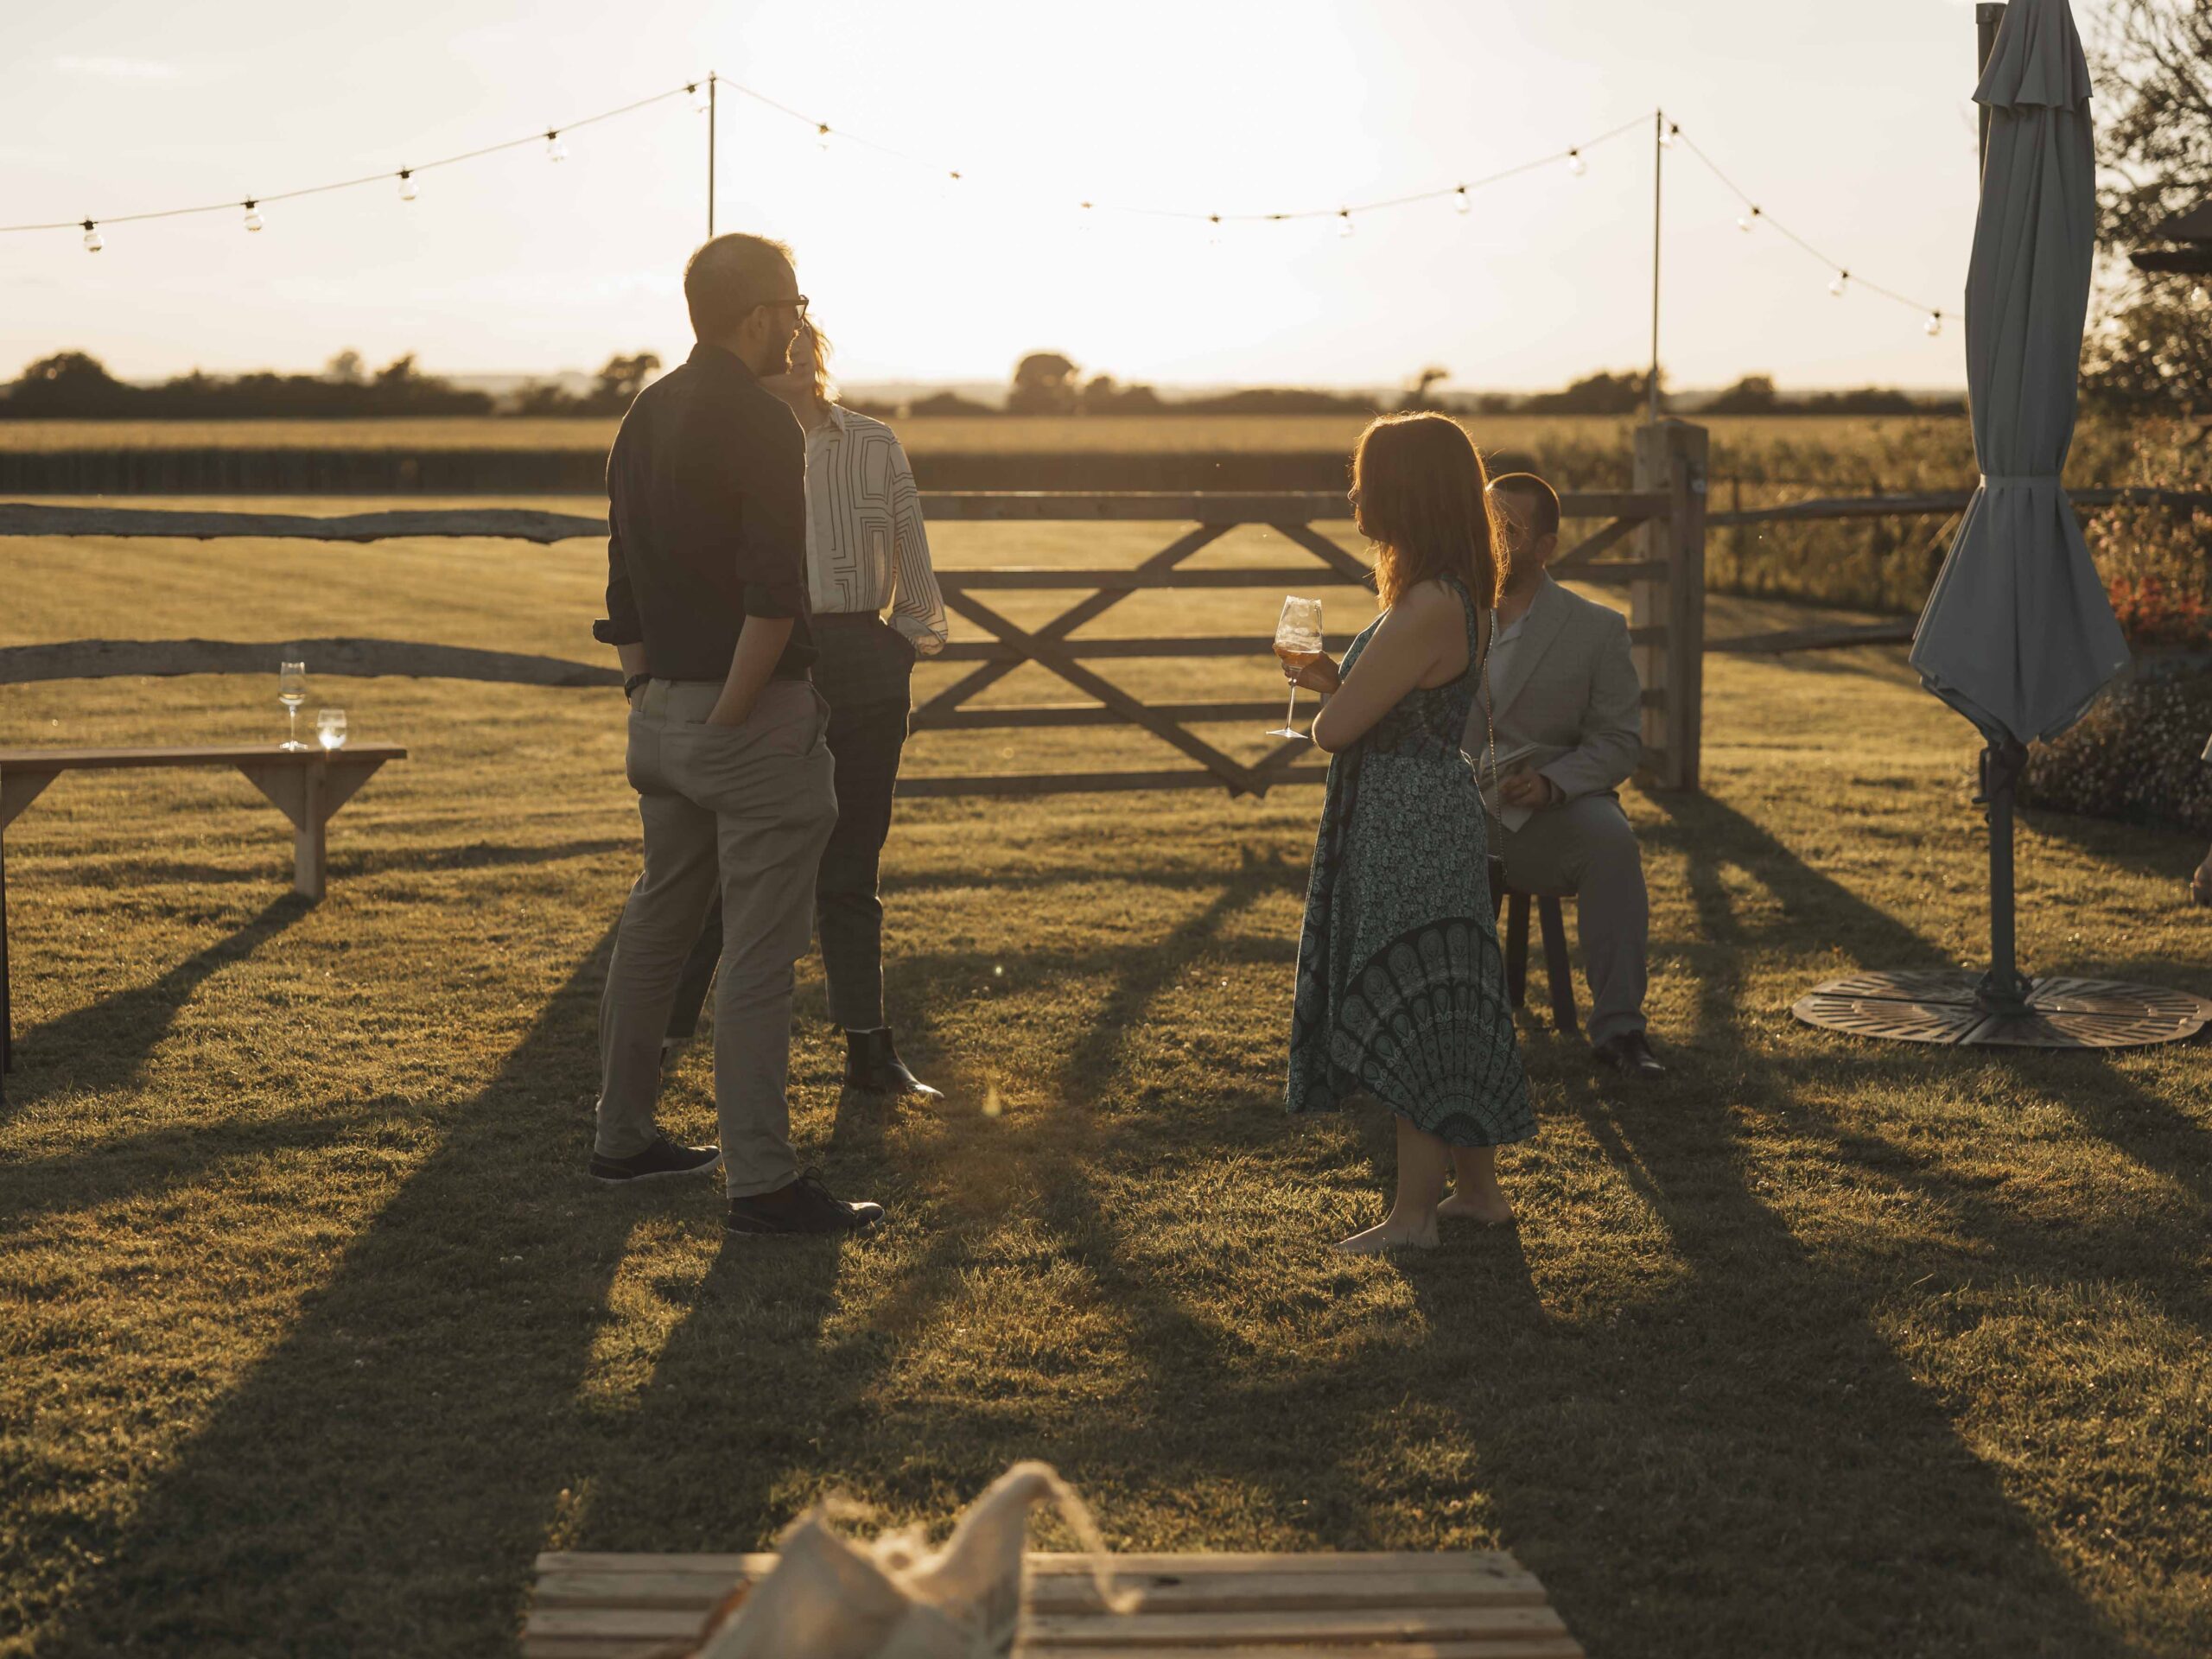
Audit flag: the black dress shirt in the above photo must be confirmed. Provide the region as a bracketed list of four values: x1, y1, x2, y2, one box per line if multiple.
[597, 343, 817, 682]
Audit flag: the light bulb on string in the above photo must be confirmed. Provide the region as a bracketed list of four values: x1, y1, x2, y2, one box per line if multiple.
[1566, 149, 1586, 177]
[1925, 311, 1944, 337]
[817, 124, 832, 152]
[1206, 213, 1223, 248]
[1829, 270, 1849, 298]
[1737, 206, 1760, 232]
[689, 82, 710, 113]
[545, 130, 568, 163]
[243, 200, 264, 232]
[81, 219, 102, 253]
[1336, 210, 1355, 238]
[1453, 187, 1471, 216]
[398, 170, 418, 201]
[1660, 122, 1679, 149]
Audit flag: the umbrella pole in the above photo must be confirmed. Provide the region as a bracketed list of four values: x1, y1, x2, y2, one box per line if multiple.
[1976, 735, 2035, 1015]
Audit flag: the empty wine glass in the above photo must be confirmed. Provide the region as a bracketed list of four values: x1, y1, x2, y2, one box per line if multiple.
[278, 660, 308, 750]
[315, 708, 348, 751]
[1268, 596, 1325, 740]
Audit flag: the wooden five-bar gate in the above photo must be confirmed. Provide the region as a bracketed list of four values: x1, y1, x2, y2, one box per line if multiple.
[0, 419, 1712, 796]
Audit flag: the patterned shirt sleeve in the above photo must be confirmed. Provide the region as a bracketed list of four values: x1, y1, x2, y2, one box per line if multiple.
[885, 435, 949, 653]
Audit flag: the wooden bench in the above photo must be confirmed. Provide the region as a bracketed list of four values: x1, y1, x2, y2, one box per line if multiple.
[0, 744, 404, 1085]
[524, 1548, 1584, 1657]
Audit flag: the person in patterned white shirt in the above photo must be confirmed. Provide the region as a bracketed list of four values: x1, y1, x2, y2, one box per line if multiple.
[664, 320, 951, 1098]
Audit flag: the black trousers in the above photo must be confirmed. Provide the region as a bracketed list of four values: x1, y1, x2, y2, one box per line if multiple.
[668, 621, 913, 1038]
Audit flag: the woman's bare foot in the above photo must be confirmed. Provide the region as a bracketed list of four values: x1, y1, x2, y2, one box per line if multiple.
[1435, 1188, 1516, 1226]
[1335, 1213, 1440, 1253]
[2192, 855, 2212, 907]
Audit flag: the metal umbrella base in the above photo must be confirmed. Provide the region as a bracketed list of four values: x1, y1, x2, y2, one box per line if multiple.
[1794, 968, 2212, 1048]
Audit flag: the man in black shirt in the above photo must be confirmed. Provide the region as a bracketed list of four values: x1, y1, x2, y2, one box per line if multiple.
[590, 232, 883, 1236]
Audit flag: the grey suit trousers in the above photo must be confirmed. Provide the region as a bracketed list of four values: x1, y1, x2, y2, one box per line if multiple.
[1490, 795, 1649, 1047]
[596, 677, 837, 1197]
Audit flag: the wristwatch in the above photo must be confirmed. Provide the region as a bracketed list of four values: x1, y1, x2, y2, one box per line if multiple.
[624, 672, 651, 700]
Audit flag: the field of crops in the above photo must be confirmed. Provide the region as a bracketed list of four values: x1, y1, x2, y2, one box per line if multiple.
[0, 412, 1949, 456]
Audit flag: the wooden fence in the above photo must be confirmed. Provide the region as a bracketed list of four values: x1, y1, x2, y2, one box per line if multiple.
[0, 427, 1707, 797]
[12, 429, 2199, 802]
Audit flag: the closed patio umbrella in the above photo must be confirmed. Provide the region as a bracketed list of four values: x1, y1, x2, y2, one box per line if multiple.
[1794, 0, 2209, 1047]
[1910, 0, 2128, 755]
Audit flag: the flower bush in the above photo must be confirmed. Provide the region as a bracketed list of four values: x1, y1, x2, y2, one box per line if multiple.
[2022, 672, 2212, 834]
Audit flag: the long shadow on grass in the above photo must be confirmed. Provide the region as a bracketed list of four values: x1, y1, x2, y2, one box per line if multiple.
[34, 924, 718, 1658]
[101, 836, 637, 888]
[1459, 788, 2137, 1656]
[574, 854, 1302, 1550]
[5, 893, 310, 1116]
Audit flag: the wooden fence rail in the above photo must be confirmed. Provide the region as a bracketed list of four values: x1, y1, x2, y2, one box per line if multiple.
[2, 462, 1706, 797]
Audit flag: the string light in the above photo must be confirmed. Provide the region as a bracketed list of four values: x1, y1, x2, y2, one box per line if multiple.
[817, 124, 832, 151]
[11, 76, 1953, 343]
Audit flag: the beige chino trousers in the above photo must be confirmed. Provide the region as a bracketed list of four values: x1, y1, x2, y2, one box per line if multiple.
[595, 677, 837, 1196]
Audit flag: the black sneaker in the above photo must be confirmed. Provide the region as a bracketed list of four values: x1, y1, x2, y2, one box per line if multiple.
[727, 1170, 884, 1236]
[589, 1135, 722, 1185]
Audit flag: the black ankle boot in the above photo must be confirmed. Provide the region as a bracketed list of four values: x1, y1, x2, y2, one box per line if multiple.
[842, 1027, 942, 1100]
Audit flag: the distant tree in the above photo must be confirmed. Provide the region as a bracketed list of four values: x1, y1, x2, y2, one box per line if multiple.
[1175, 386, 1378, 416]
[1077, 372, 1163, 415]
[581, 353, 660, 414]
[1520, 369, 1661, 416]
[3, 352, 134, 416]
[906, 391, 1000, 417]
[1703, 374, 1781, 415]
[1398, 365, 1450, 412]
[325, 350, 365, 385]
[375, 353, 423, 386]
[1007, 352, 1080, 415]
[2086, 0, 2212, 411]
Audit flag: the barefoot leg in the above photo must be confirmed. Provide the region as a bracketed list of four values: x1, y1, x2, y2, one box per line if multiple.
[2193, 842, 2212, 906]
[1437, 1146, 1515, 1225]
[1338, 1115, 1448, 1253]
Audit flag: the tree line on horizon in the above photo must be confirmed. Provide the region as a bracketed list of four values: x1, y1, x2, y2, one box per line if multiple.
[0, 347, 1968, 422]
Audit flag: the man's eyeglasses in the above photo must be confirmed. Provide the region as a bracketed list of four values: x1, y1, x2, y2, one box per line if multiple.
[752, 295, 809, 319]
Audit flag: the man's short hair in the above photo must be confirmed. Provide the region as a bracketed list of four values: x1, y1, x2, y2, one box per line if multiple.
[1488, 472, 1561, 542]
[683, 233, 794, 340]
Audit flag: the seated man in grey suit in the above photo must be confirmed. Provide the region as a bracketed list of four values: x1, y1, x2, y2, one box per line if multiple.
[1469, 473, 1665, 1077]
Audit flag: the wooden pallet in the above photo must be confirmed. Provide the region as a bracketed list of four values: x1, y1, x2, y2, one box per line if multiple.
[524, 1548, 1584, 1657]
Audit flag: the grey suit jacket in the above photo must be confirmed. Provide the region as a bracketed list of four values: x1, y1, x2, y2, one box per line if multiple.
[1461, 575, 1643, 802]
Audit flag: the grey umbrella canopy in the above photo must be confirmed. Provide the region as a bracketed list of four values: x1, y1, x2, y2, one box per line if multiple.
[1910, 0, 2128, 743]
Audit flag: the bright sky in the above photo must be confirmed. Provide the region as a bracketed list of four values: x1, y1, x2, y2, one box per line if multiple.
[3, 0, 1999, 391]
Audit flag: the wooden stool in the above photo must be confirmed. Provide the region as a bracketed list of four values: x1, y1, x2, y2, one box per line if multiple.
[1489, 855, 1579, 1035]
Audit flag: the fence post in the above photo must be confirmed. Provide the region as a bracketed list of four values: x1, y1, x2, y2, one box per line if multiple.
[1631, 420, 1708, 791]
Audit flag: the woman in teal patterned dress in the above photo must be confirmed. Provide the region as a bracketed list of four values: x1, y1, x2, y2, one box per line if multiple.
[1285, 414, 1534, 1252]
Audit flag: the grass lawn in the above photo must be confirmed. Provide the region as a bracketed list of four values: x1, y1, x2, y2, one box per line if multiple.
[1, 514, 2207, 1657]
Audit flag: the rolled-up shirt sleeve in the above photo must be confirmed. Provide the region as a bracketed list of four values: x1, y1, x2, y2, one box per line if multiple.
[735, 409, 810, 619]
[886, 437, 949, 654]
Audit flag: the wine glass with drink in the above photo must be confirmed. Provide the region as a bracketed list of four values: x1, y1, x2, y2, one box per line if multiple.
[1267, 596, 1325, 740]
[278, 660, 309, 751]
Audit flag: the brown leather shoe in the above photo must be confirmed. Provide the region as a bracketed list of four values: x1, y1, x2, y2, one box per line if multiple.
[727, 1171, 884, 1236]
